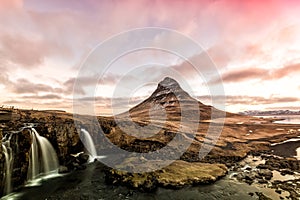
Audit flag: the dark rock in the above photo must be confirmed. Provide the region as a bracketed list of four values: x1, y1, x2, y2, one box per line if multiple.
[257, 164, 268, 169]
[78, 153, 89, 164]
[255, 192, 272, 200]
[248, 192, 254, 196]
[245, 166, 252, 171]
[58, 166, 70, 174]
[244, 174, 254, 181]
[275, 189, 282, 194]
[0, 129, 31, 195]
[258, 169, 273, 180]
[75, 165, 86, 171]
[244, 179, 254, 185]
[236, 173, 245, 181]
[258, 179, 268, 184]
[280, 169, 294, 176]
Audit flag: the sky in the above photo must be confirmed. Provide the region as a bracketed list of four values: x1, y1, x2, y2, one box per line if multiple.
[1, 0, 300, 115]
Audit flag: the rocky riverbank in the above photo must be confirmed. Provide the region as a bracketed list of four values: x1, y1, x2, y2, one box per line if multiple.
[229, 153, 300, 200]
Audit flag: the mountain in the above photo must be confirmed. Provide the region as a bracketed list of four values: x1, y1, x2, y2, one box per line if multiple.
[103, 77, 244, 163]
[119, 77, 232, 126]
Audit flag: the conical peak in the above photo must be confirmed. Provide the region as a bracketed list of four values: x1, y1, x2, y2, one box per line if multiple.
[151, 77, 187, 99]
[158, 77, 180, 88]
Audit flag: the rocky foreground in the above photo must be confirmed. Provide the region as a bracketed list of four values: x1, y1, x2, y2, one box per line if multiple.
[1, 108, 299, 199]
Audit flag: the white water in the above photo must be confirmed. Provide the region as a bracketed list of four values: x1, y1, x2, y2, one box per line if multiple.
[2, 142, 13, 195]
[27, 128, 59, 182]
[271, 136, 300, 160]
[270, 136, 300, 146]
[272, 115, 300, 124]
[80, 129, 97, 161]
[296, 147, 300, 160]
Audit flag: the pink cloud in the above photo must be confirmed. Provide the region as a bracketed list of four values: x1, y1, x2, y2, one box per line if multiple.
[0, 0, 23, 10]
[1, 0, 300, 113]
[210, 68, 268, 84]
[270, 63, 300, 79]
[211, 62, 300, 84]
[0, 34, 46, 67]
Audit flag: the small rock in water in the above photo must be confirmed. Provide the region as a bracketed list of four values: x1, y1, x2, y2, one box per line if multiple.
[245, 166, 252, 171]
[280, 169, 294, 176]
[255, 192, 272, 200]
[248, 192, 254, 196]
[258, 179, 268, 184]
[258, 169, 273, 180]
[275, 189, 282, 194]
[78, 153, 90, 164]
[58, 165, 70, 174]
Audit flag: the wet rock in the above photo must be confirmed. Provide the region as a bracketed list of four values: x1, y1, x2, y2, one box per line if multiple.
[258, 156, 300, 173]
[78, 153, 90, 165]
[245, 166, 252, 171]
[275, 189, 282, 194]
[270, 178, 300, 200]
[257, 164, 268, 169]
[63, 152, 90, 172]
[236, 173, 245, 181]
[244, 179, 254, 185]
[0, 129, 31, 195]
[255, 192, 272, 200]
[244, 174, 254, 181]
[280, 169, 294, 176]
[258, 179, 268, 184]
[258, 169, 273, 180]
[75, 164, 87, 171]
[58, 166, 69, 174]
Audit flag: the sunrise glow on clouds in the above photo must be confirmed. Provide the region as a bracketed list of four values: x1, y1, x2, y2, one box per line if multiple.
[1, 0, 300, 115]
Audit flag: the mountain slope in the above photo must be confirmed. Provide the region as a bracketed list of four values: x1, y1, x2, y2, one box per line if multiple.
[119, 77, 231, 125]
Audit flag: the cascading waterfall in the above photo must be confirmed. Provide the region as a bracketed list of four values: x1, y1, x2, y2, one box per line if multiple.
[80, 129, 97, 160]
[1, 127, 59, 196]
[1, 135, 13, 195]
[27, 128, 59, 181]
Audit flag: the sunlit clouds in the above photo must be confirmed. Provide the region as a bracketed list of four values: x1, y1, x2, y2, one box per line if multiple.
[1, 0, 300, 114]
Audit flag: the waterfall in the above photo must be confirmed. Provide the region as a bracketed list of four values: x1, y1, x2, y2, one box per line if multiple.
[27, 128, 59, 181]
[1, 138, 13, 195]
[80, 129, 97, 160]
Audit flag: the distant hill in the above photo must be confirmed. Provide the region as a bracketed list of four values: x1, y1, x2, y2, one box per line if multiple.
[239, 110, 300, 116]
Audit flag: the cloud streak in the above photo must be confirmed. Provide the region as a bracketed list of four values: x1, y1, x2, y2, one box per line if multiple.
[198, 95, 300, 106]
[211, 63, 300, 84]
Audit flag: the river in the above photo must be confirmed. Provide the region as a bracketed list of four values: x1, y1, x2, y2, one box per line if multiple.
[1, 161, 285, 200]
[265, 115, 300, 124]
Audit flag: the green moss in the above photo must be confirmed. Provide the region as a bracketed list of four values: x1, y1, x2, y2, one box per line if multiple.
[107, 159, 228, 191]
